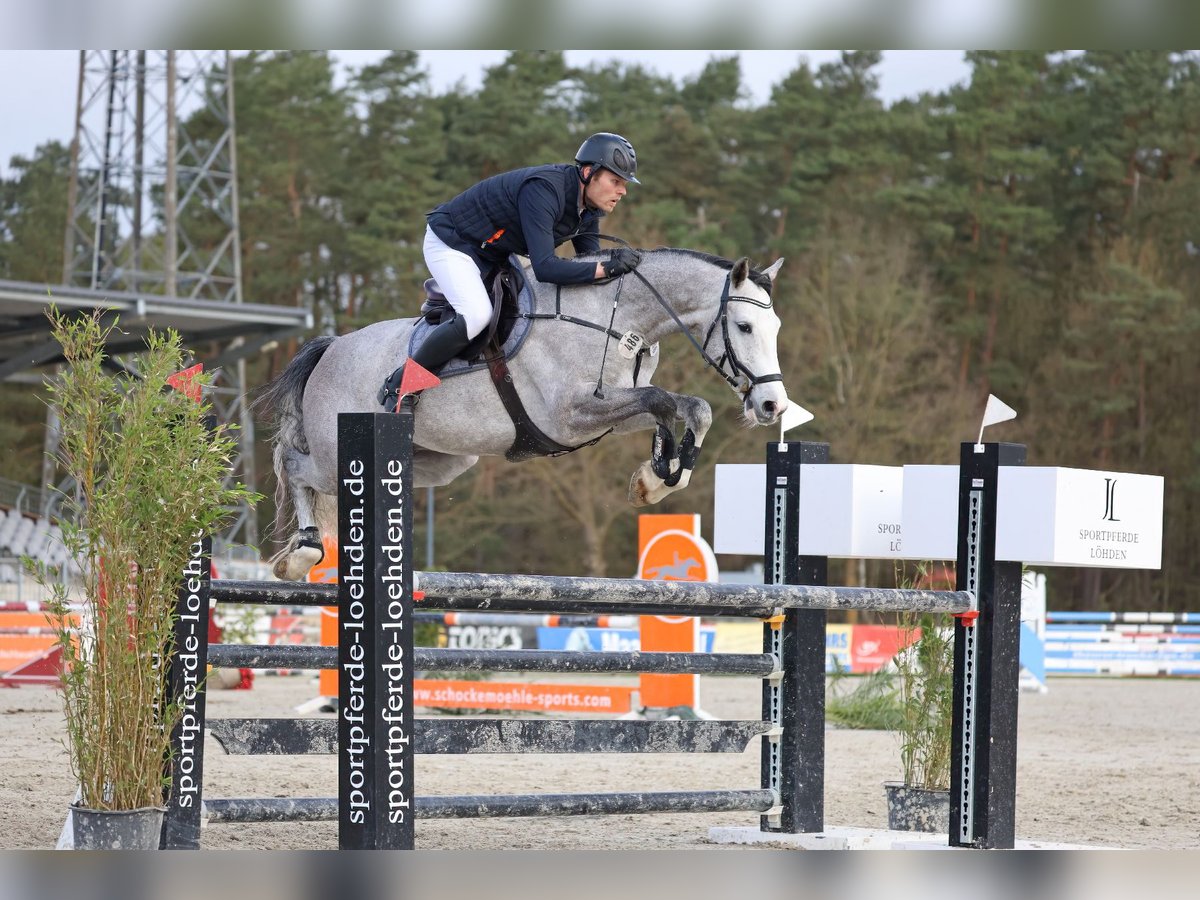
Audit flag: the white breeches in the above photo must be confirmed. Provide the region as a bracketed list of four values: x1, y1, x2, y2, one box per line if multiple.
[423, 226, 492, 339]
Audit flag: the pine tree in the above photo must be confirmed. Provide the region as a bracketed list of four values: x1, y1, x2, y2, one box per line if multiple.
[339, 51, 448, 327]
[0, 142, 71, 283]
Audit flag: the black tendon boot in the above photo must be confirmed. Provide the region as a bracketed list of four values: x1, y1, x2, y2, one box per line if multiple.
[378, 315, 471, 412]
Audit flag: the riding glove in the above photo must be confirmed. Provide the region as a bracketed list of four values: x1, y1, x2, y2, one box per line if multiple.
[602, 248, 643, 278]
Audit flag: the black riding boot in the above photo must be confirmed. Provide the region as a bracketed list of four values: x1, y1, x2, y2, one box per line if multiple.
[378, 315, 471, 412]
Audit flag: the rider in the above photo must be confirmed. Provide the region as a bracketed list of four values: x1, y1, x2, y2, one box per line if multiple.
[378, 132, 644, 411]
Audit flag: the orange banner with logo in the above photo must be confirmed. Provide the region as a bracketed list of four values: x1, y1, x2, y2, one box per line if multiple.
[637, 514, 718, 711]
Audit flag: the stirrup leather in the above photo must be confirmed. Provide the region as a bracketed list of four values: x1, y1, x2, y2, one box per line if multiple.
[377, 365, 406, 412]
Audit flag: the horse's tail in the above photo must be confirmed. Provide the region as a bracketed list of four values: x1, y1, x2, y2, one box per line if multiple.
[253, 335, 336, 536]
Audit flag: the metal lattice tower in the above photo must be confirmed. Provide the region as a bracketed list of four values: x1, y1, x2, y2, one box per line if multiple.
[60, 50, 259, 553]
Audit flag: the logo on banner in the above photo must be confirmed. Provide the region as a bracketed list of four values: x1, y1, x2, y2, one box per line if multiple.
[636, 517, 717, 711]
[637, 530, 718, 583]
[645, 552, 701, 580]
[1102, 477, 1120, 522]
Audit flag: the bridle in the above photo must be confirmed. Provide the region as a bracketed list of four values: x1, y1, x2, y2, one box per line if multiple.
[551, 233, 785, 397]
[628, 263, 784, 395]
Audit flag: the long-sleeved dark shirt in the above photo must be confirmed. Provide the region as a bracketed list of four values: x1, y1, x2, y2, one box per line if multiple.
[427, 163, 603, 283]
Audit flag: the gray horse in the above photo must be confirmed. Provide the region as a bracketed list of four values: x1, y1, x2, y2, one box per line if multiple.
[258, 248, 789, 580]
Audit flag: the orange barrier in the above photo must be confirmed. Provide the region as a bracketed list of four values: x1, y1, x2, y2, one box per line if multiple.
[0, 609, 77, 684]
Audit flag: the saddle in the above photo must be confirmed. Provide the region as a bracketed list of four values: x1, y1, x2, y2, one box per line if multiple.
[419, 265, 523, 362]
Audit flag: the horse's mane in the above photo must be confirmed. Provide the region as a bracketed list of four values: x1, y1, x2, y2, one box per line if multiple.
[576, 244, 774, 295]
[649, 247, 774, 296]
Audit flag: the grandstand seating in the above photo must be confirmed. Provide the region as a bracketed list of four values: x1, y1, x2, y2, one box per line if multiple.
[0, 506, 73, 583]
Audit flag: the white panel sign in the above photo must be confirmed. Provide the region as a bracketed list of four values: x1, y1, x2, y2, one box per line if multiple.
[715, 463, 908, 559]
[713, 464, 766, 554]
[899, 466, 960, 560]
[719, 460, 1164, 570]
[797, 465, 904, 558]
[899, 465, 1164, 568]
[996, 467, 1163, 569]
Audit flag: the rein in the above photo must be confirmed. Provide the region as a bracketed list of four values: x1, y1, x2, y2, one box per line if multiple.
[631, 267, 784, 393]
[590, 234, 784, 394]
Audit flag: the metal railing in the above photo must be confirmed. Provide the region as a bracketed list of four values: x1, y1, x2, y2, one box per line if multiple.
[0, 478, 51, 518]
[0, 558, 69, 605]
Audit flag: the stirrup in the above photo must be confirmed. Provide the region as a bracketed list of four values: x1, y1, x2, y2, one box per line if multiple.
[378, 383, 400, 413]
[379, 355, 446, 412]
[381, 376, 429, 412]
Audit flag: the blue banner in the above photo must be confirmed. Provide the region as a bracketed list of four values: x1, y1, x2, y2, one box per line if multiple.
[536, 626, 716, 653]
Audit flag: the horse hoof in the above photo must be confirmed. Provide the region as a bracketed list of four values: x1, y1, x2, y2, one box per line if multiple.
[271, 544, 324, 581]
[628, 479, 651, 507]
[628, 462, 666, 507]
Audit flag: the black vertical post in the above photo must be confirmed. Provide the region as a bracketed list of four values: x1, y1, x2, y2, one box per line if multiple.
[161, 533, 212, 849]
[950, 441, 1025, 849]
[761, 440, 829, 833]
[338, 412, 415, 850]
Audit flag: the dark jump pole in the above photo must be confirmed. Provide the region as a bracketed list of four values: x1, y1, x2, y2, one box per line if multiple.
[337, 411, 416, 850]
[761, 440, 829, 834]
[161, 534, 212, 849]
[950, 441, 1025, 849]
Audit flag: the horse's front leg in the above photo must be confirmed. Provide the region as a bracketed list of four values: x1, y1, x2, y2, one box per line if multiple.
[567, 386, 712, 506]
[625, 391, 711, 505]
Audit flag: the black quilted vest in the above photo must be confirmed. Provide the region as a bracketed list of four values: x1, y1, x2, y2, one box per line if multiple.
[427, 164, 596, 266]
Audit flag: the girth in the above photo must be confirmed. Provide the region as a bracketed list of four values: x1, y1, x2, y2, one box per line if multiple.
[480, 269, 610, 462]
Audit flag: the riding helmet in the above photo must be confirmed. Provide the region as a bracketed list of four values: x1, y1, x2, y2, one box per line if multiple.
[575, 132, 640, 184]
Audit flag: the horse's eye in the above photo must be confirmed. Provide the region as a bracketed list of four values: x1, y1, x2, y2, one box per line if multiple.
[737, 322, 752, 334]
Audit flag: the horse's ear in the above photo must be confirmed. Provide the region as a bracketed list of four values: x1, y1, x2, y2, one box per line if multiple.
[731, 257, 751, 286]
[763, 258, 784, 282]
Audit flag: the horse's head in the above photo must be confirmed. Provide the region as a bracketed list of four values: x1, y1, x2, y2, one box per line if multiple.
[717, 257, 789, 426]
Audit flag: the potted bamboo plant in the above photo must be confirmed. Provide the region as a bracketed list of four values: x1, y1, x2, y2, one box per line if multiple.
[883, 608, 955, 832]
[30, 310, 251, 849]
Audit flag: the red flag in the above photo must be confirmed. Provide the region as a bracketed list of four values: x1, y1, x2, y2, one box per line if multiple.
[167, 364, 204, 404]
[397, 360, 441, 400]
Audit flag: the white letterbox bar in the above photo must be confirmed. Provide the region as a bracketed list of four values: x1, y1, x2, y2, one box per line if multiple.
[715, 463, 907, 558]
[995, 467, 1163, 569]
[710, 465, 902, 556]
[899, 465, 960, 560]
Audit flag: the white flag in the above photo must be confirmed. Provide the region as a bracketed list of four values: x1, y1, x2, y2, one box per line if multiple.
[982, 394, 1017, 428]
[977, 394, 1017, 445]
[780, 403, 814, 441]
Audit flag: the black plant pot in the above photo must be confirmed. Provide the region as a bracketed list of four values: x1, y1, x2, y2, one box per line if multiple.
[882, 782, 949, 833]
[70, 805, 164, 850]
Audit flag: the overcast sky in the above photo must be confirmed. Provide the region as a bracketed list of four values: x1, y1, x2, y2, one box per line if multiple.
[0, 50, 972, 180]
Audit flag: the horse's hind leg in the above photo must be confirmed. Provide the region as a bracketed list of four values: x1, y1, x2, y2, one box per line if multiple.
[269, 449, 330, 581]
[268, 448, 478, 580]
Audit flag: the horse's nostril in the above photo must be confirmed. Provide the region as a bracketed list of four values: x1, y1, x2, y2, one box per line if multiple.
[762, 401, 777, 416]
